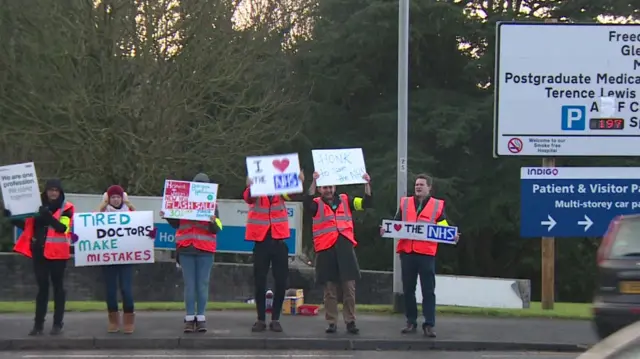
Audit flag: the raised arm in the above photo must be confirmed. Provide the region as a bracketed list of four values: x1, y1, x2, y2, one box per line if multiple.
[349, 173, 373, 212]
[209, 207, 222, 233]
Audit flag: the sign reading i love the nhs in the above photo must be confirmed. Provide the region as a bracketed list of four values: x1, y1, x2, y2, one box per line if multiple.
[380, 219, 458, 244]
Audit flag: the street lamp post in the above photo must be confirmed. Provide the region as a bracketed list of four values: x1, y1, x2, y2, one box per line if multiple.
[393, 0, 410, 313]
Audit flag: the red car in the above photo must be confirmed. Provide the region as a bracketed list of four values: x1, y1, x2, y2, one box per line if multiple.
[593, 214, 640, 339]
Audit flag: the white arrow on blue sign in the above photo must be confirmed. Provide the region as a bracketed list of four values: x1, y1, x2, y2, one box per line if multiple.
[520, 167, 640, 238]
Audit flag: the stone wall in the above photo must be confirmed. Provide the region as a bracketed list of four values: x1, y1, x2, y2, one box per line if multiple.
[0, 254, 530, 307]
[0, 254, 392, 304]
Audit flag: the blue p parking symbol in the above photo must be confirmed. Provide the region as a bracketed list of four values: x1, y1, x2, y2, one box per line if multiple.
[561, 105, 586, 131]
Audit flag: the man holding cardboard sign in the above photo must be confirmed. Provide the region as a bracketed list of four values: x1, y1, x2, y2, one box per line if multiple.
[305, 171, 372, 334]
[381, 174, 460, 338]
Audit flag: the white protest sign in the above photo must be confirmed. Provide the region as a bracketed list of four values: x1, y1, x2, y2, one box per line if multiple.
[161, 180, 218, 221]
[312, 148, 367, 186]
[73, 211, 156, 267]
[0, 162, 42, 217]
[246, 153, 303, 196]
[380, 219, 458, 245]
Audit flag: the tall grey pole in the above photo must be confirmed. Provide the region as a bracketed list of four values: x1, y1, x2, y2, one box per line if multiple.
[393, 0, 409, 313]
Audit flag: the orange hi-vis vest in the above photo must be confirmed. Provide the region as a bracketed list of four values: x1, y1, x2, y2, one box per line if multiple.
[245, 194, 290, 241]
[14, 201, 75, 260]
[311, 194, 356, 252]
[175, 220, 216, 253]
[396, 196, 444, 256]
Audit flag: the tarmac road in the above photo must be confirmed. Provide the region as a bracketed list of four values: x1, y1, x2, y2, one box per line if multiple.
[0, 350, 581, 359]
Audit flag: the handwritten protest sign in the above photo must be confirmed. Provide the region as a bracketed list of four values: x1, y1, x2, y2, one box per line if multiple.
[0, 162, 42, 217]
[161, 180, 218, 221]
[246, 153, 302, 196]
[380, 219, 458, 245]
[73, 211, 155, 267]
[311, 148, 367, 186]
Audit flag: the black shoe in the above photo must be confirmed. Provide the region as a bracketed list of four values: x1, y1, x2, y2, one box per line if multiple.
[325, 323, 337, 333]
[269, 321, 283, 332]
[401, 323, 417, 334]
[50, 324, 63, 336]
[195, 321, 207, 333]
[28, 327, 44, 336]
[251, 321, 267, 332]
[346, 321, 359, 334]
[422, 323, 436, 338]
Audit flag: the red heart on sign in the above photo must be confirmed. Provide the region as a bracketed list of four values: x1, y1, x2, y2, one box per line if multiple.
[272, 159, 290, 172]
[394, 224, 402, 231]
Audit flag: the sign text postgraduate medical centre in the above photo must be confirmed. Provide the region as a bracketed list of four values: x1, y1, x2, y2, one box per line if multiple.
[494, 23, 640, 157]
[520, 167, 640, 238]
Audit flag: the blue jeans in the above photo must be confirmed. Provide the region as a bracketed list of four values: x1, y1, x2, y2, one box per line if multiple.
[180, 253, 214, 317]
[103, 264, 134, 313]
[401, 253, 436, 327]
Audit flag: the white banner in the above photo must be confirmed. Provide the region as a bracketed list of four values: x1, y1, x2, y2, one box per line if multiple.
[311, 148, 367, 186]
[161, 180, 218, 221]
[380, 219, 458, 244]
[0, 162, 42, 217]
[73, 211, 156, 267]
[245, 153, 303, 196]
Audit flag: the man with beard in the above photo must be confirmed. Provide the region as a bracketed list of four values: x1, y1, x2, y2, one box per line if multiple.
[304, 171, 372, 334]
[6, 179, 75, 335]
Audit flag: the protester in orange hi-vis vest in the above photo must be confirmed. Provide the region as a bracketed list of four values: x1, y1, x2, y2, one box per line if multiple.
[243, 172, 304, 333]
[3, 179, 74, 336]
[304, 171, 372, 334]
[382, 173, 460, 338]
[161, 173, 222, 334]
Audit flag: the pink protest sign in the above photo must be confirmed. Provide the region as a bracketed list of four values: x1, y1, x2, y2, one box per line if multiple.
[161, 180, 218, 221]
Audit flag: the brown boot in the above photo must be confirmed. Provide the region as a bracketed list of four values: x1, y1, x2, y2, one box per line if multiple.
[107, 312, 120, 333]
[122, 313, 135, 334]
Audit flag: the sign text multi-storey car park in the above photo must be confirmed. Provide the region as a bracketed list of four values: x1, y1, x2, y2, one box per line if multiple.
[494, 22, 640, 157]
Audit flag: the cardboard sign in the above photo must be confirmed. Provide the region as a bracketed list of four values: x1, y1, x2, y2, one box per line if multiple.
[380, 219, 458, 244]
[73, 211, 155, 267]
[0, 162, 42, 217]
[161, 180, 218, 221]
[246, 153, 302, 196]
[311, 148, 367, 186]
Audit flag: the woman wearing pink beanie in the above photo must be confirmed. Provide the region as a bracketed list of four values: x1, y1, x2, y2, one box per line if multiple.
[98, 185, 137, 334]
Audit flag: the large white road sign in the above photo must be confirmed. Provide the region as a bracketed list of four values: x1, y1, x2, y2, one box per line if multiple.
[493, 22, 640, 157]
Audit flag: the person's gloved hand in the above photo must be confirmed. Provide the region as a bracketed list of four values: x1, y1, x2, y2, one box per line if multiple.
[148, 228, 157, 239]
[38, 206, 50, 217]
[3, 209, 11, 218]
[70, 233, 79, 244]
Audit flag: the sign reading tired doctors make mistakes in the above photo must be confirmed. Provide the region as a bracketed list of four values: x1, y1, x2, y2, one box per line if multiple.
[0, 162, 42, 217]
[494, 22, 640, 157]
[245, 153, 303, 196]
[161, 180, 218, 221]
[311, 148, 367, 186]
[380, 219, 458, 245]
[73, 211, 155, 267]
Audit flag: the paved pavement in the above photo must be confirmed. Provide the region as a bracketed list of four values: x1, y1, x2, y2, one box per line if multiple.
[0, 311, 597, 352]
[0, 350, 580, 359]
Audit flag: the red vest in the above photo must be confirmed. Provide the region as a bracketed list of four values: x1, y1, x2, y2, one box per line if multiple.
[396, 197, 444, 256]
[14, 201, 75, 260]
[244, 192, 290, 241]
[311, 194, 356, 252]
[175, 220, 216, 253]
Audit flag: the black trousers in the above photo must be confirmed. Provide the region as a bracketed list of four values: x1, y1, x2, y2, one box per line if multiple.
[400, 252, 436, 327]
[253, 237, 289, 321]
[33, 258, 67, 328]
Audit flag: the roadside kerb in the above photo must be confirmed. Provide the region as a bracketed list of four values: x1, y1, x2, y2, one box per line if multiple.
[0, 337, 591, 352]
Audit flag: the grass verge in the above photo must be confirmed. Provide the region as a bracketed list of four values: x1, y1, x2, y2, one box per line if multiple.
[0, 301, 592, 320]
